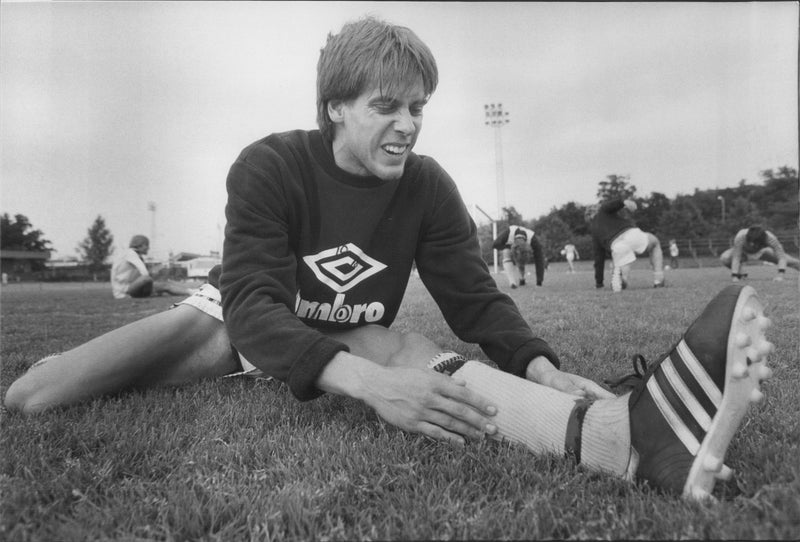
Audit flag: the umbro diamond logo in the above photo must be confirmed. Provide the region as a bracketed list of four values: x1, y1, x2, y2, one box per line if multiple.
[303, 243, 387, 293]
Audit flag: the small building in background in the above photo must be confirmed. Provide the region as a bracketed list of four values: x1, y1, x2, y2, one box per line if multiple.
[0, 249, 51, 279]
[169, 251, 221, 280]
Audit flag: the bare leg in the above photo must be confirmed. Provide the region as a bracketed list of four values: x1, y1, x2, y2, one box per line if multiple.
[645, 233, 665, 285]
[620, 263, 633, 287]
[153, 280, 198, 296]
[323, 324, 440, 370]
[719, 248, 734, 269]
[501, 248, 519, 287]
[4, 305, 236, 414]
[757, 248, 800, 271]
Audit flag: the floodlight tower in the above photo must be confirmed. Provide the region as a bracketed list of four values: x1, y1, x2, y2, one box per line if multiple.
[484, 103, 510, 222]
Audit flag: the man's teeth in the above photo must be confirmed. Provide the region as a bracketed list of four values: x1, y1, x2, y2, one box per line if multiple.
[383, 144, 405, 155]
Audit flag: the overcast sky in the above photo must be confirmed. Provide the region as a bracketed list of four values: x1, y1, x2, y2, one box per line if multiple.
[2, 1, 797, 259]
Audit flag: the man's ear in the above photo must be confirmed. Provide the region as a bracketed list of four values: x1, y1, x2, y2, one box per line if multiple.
[327, 100, 345, 124]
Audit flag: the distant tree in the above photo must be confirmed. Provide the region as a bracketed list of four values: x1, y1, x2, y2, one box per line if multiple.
[501, 206, 524, 228]
[633, 192, 671, 235]
[725, 196, 767, 234]
[0, 213, 52, 251]
[77, 215, 114, 273]
[0, 213, 52, 271]
[757, 166, 799, 231]
[532, 214, 573, 261]
[553, 201, 590, 237]
[596, 174, 637, 202]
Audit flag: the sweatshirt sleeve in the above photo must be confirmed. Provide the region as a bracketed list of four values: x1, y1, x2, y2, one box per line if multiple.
[415, 178, 560, 377]
[492, 229, 510, 250]
[220, 151, 348, 402]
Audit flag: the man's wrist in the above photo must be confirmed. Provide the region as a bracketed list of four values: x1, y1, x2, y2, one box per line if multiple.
[316, 351, 375, 401]
[525, 356, 558, 382]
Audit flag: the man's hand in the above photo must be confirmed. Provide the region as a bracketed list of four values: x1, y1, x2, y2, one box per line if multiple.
[361, 367, 499, 446]
[525, 356, 614, 400]
[317, 353, 497, 446]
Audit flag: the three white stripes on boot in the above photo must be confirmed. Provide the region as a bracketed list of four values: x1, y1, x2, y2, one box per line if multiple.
[646, 339, 721, 456]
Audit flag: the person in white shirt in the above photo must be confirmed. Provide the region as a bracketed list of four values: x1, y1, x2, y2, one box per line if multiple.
[562, 243, 579, 273]
[668, 239, 679, 269]
[111, 235, 196, 298]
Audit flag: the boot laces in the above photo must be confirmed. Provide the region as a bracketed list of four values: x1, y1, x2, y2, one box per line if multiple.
[603, 354, 649, 395]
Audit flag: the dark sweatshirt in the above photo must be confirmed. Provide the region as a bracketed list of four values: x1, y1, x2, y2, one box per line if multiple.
[220, 129, 559, 401]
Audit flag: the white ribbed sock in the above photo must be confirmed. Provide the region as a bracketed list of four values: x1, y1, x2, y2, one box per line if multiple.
[451, 360, 632, 476]
[611, 266, 623, 292]
[580, 394, 631, 476]
[454, 361, 575, 456]
[503, 259, 519, 287]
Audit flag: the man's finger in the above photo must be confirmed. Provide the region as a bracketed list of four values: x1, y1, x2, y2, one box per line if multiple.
[425, 408, 487, 441]
[582, 381, 615, 400]
[417, 421, 468, 447]
[446, 377, 497, 416]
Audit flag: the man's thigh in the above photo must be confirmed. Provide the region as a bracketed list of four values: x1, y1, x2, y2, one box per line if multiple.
[321, 325, 441, 370]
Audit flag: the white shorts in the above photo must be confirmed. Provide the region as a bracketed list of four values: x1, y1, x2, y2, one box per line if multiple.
[174, 284, 262, 377]
[611, 228, 650, 267]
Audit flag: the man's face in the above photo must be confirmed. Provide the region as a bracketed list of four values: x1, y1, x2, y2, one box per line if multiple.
[330, 77, 427, 181]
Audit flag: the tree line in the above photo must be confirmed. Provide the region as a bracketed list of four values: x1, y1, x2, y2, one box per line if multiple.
[1, 214, 113, 272]
[3, 166, 798, 272]
[477, 166, 799, 264]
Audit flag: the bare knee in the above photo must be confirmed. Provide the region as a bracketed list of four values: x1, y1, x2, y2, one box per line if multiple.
[324, 325, 440, 368]
[4, 364, 55, 415]
[645, 234, 662, 252]
[387, 330, 440, 368]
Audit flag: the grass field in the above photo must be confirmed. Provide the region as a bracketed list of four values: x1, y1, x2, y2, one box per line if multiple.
[1, 262, 799, 540]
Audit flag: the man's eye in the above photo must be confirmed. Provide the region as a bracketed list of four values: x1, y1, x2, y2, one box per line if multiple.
[411, 106, 424, 116]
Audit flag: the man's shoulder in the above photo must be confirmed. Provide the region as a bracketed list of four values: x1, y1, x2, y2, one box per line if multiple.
[235, 129, 318, 167]
[405, 152, 447, 177]
[401, 153, 457, 194]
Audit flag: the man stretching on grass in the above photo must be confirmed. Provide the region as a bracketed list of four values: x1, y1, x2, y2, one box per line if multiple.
[5, 16, 774, 500]
[720, 225, 800, 282]
[492, 225, 546, 288]
[588, 198, 666, 291]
